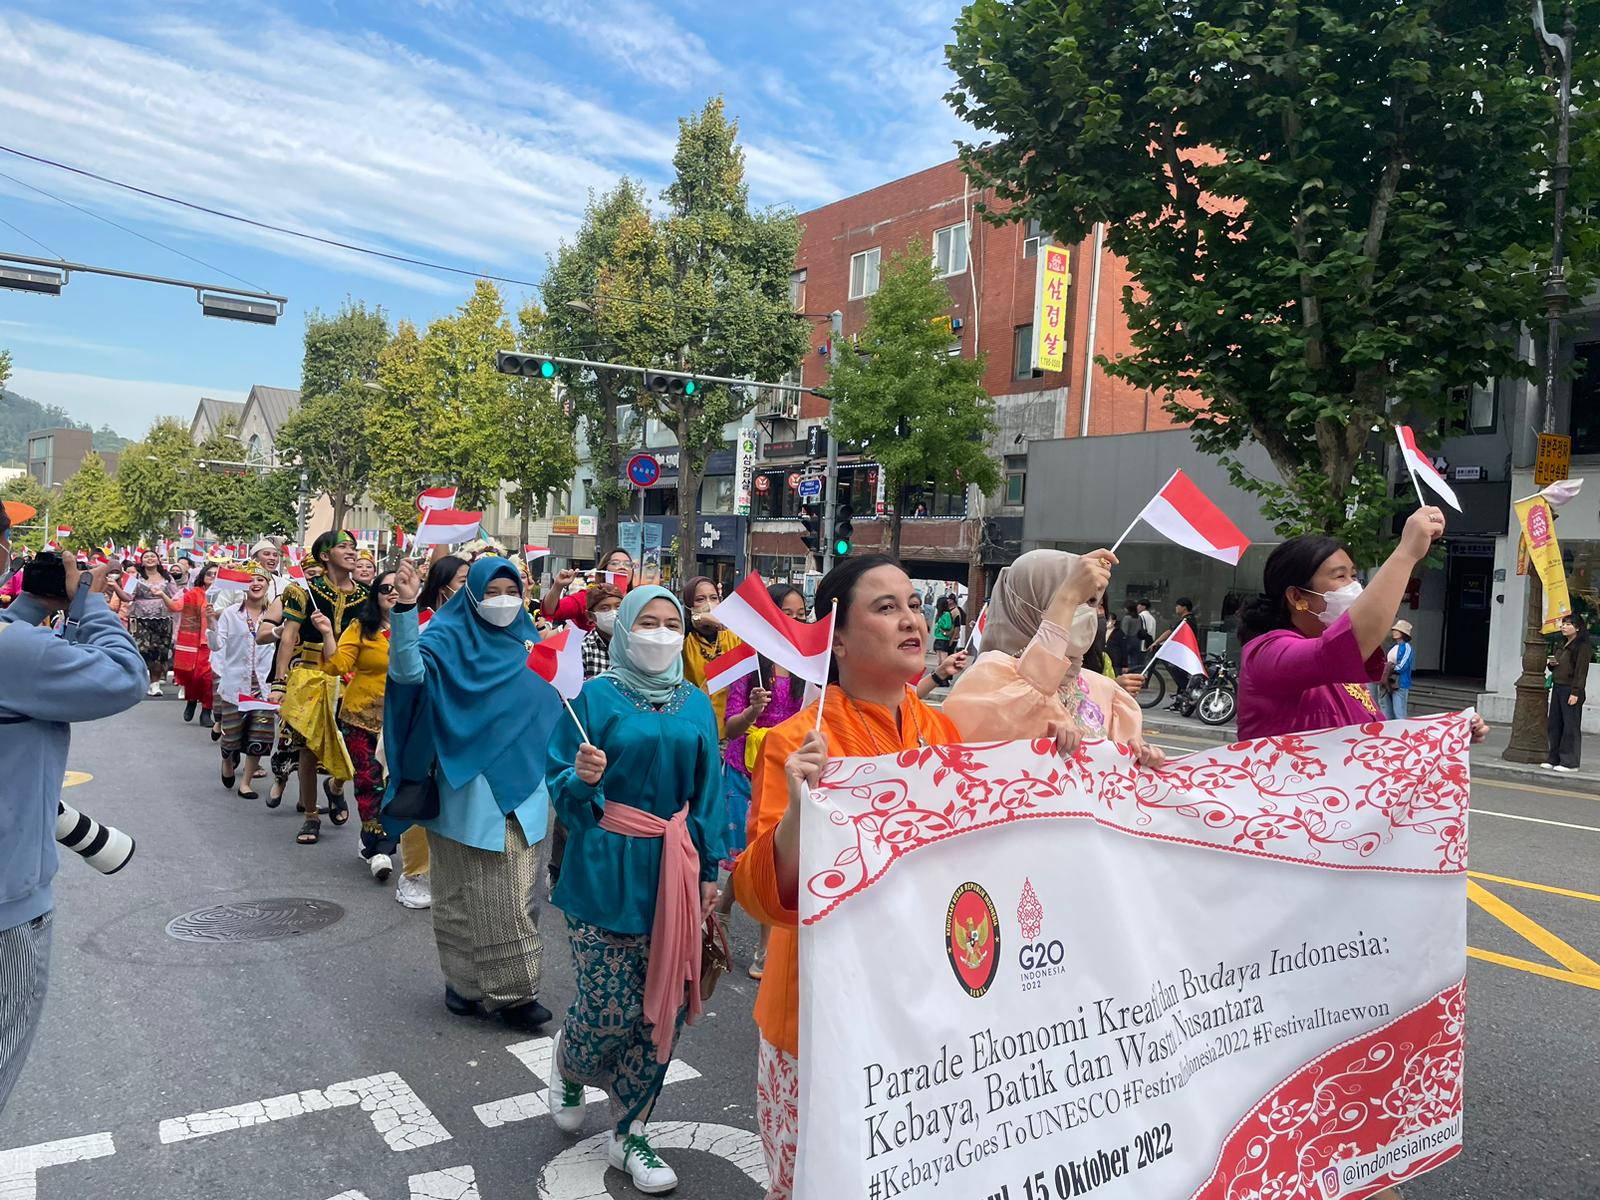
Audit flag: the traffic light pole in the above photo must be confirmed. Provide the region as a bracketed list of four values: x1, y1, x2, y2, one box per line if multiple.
[822, 311, 843, 575]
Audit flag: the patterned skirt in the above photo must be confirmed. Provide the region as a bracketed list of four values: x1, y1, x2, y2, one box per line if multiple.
[214, 697, 277, 760]
[557, 914, 684, 1135]
[757, 1035, 799, 1200]
[129, 616, 173, 669]
[427, 818, 545, 1011]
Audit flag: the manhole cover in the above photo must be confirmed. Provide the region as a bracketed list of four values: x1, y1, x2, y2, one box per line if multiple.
[165, 898, 345, 943]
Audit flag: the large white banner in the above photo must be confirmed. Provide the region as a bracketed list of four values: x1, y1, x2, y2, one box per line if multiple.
[798, 714, 1470, 1200]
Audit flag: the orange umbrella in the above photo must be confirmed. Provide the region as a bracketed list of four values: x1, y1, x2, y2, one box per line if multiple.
[2, 501, 37, 526]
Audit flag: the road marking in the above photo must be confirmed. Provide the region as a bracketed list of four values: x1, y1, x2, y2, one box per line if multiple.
[0, 1132, 114, 1200]
[1467, 878, 1600, 992]
[474, 1035, 701, 1128]
[1473, 809, 1600, 834]
[1472, 776, 1598, 802]
[159, 1073, 450, 1152]
[1469, 871, 1600, 904]
[61, 771, 91, 788]
[327, 1165, 479, 1200]
[536, 1121, 765, 1199]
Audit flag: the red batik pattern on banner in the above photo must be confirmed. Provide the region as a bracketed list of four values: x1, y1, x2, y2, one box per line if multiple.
[1191, 980, 1465, 1200]
[803, 715, 1471, 924]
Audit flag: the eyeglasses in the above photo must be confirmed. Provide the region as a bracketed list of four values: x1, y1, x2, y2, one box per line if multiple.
[376, 584, 398, 595]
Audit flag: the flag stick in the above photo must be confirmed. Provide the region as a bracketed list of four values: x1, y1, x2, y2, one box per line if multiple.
[813, 600, 839, 733]
[1407, 464, 1426, 508]
[1108, 512, 1142, 556]
[563, 697, 592, 745]
[1395, 427, 1427, 507]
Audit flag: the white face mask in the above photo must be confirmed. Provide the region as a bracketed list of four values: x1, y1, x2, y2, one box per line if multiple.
[1307, 580, 1362, 627]
[594, 608, 618, 635]
[475, 594, 524, 628]
[628, 627, 684, 673]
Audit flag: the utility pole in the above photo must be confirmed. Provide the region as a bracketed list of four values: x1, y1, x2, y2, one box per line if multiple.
[1505, 0, 1575, 762]
[822, 310, 843, 575]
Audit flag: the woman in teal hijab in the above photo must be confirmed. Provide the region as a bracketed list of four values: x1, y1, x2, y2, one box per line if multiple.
[382, 555, 562, 1032]
[544, 585, 724, 1193]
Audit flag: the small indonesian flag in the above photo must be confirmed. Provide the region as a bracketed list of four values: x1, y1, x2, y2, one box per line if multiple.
[526, 627, 585, 700]
[208, 566, 256, 597]
[966, 602, 989, 654]
[602, 569, 631, 593]
[704, 641, 759, 693]
[1153, 620, 1206, 679]
[415, 508, 484, 546]
[287, 544, 305, 565]
[287, 564, 306, 580]
[393, 525, 410, 553]
[236, 692, 281, 713]
[416, 486, 459, 513]
[55, 525, 71, 541]
[523, 544, 550, 560]
[103, 538, 116, 557]
[1395, 426, 1462, 512]
[713, 572, 835, 684]
[1129, 469, 1250, 565]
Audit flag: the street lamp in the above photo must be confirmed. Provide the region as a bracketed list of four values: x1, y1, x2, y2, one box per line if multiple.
[1505, 0, 1576, 762]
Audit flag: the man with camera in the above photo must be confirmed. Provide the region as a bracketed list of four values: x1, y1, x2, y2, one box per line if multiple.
[0, 509, 146, 1113]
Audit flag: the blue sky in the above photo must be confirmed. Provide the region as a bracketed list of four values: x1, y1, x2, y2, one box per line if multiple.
[0, 0, 969, 435]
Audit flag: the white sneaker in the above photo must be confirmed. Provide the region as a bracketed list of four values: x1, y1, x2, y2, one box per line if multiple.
[148, 681, 164, 697]
[395, 872, 431, 909]
[1553, 764, 1576, 773]
[368, 853, 393, 882]
[547, 1030, 587, 1135]
[1540, 762, 1556, 770]
[607, 1122, 677, 1194]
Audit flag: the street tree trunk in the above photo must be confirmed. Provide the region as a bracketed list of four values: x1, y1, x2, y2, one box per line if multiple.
[331, 492, 348, 531]
[678, 464, 702, 581]
[598, 390, 622, 555]
[887, 490, 903, 560]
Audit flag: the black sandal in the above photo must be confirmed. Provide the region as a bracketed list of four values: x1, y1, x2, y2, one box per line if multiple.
[266, 779, 285, 808]
[296, 817, 321, 845]
[236, 785, 260, 801]
[324, 778, 350, 826]
[221, 764, 236, 790]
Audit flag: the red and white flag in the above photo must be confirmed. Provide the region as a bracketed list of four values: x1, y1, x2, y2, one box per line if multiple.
[704, 641, 759, 694]
[966, 602, 989, 654]
[1152, 620, 1207, 679]
[523, 544, 550, 560]
[287, 564, 306, 580]
[208, 566, 256, 597]
[526, 627, 585, 700]
[712, 573, 835, 684]
[1122, 469, 1250, 565]
[393, 525, 410, 553]
[287, 544, 305, 565]
[55, 525, 71, 541]
[601, 569, 631, 593]
[415, 508, 484, 546]
[1395, 426, 1462, 512]
[236, 693, 281, 713]
[416, 486, 458, 512]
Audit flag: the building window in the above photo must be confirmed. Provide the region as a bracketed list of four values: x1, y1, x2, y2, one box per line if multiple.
[1005, 454, 1027, 506]
[1023, 218, 1044, 258]
[1574, 343, 1600, 456]
[849, 248, 881, 300]
[933, 223, 969, 278]
[789, 269, 807, 311]
[1013, 325, 1035, 380]
[1447, 381, 1499, 435]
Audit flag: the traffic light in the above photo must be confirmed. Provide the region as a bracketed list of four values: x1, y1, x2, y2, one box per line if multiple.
[496, 351, 558, 379]
[645, 372, 697, 397]
[799, 503, 822, 556]
[833, 503, 854, 557]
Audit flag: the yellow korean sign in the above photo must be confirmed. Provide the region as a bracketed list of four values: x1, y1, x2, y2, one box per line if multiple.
[1032, 243, 1071, 372]
[1513, 495, 1572, 633]
[1534, 433, 1571, 488]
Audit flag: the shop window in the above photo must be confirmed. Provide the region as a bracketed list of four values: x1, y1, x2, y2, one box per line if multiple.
[1573, 343, 1600, 455]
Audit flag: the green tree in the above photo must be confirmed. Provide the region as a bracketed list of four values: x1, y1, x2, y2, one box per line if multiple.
[369, 320, 433, 528]
[826, 240, 999, 557]
[537, 181, 653, 551]
[117, 418, 196, 542]
[596, 99, 812, 576]
[948, 0, 1598, 558]
[245, 468, 301, 539]
[495, 300, 580, 549]
[55, 452, 129, 549]
[277, 302, 389, 529]
[189, 425, 255, 542]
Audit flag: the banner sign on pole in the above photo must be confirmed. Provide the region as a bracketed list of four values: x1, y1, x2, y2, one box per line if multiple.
[1513, 495, 1573, 632]
[798, 715, 1471, 1200]
[1032, 244, 1072, 372]
[736, 428, 758, 517]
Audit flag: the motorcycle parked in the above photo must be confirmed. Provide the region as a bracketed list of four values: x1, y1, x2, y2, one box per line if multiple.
[1170, 653, 1238, 726]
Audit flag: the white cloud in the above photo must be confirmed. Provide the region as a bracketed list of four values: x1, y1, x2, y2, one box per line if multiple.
[0, 319, 133, 357]
[510, 0, 713, 91]
[8, 366, 245, 436]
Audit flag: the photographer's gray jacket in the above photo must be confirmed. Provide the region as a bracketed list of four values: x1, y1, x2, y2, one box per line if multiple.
[0, 590, 145, 931]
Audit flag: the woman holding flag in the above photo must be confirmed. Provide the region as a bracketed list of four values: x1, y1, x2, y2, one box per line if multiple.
[173, 562, 218, 729]
[732, 556, 961, 1200]
[210, 569, 278, 798]
[384, 555, 562, 1029]
[543, 584, 723, 1194]
[681, 575, 745, 734]
[113, 549, 183, 695]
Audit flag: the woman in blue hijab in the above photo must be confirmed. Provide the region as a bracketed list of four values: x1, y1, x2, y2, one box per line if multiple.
[383, 555, 562, 1032]
[544, 585, 723, 1193]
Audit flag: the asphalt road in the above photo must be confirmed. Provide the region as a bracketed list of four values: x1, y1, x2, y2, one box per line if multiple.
[2, 696, 1596, 1199]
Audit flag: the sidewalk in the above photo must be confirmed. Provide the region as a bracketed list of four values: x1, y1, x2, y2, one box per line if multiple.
[1135, 706, 1599, 790]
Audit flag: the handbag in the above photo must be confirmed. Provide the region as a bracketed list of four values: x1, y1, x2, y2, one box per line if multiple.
[700, 910, 732, 1002]
[387, 763, 441, 821]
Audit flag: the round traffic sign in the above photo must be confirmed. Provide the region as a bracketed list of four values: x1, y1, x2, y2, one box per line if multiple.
[627, 454, 661, 488]
[754, 475, 771, 494]
[180, 526, 195, 538]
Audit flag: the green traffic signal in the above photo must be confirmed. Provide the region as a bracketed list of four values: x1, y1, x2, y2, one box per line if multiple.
[540, 360, 556, 378]
[684, 379, 696, 395]
[834, 537, 852, 556]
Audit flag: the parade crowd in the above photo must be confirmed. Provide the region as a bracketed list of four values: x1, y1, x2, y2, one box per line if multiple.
[0, 502, 1521, 1198]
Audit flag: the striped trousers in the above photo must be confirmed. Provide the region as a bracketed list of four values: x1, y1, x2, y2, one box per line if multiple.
[0, 911, 52, 1116]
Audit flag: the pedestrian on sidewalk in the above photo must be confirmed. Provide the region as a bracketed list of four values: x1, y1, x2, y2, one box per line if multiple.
[1379, 620, 1415, 719]
[1544, 615, 1589, 772]
[544, 584, 724, 1194]
[383, 556, 562, 1029]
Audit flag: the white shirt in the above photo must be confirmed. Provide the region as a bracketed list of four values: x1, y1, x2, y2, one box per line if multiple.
[209, 603, 277, 703]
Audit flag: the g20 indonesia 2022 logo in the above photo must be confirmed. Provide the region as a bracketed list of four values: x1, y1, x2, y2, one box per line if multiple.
[945, 881, 1001, 998]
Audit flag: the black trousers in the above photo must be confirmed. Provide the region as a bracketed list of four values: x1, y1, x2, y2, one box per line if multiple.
[1547, 684, 1583, 768]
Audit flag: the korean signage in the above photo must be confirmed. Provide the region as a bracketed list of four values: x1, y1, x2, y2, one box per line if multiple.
[1534, 433, 1571, 488]
[1513, 495, 1573, 633]
[735, 427, 757, 516]
[551, 514, 597, 537]
[1032, 243, 1072, 372]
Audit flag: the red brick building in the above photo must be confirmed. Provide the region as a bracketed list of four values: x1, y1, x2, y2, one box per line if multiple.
[747, 158, 1181, 593]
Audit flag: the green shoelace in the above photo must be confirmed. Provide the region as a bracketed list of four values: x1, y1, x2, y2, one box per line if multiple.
[561, 1079, 583, 1107]
[624, 1133, 665, 1169]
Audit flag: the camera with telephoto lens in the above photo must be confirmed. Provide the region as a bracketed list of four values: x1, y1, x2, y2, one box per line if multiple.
[56, 800, 136, 874]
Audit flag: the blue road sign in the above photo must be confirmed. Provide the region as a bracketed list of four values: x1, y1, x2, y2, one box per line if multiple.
[627, 454, 661, 488]
[798, 476, 823, 500]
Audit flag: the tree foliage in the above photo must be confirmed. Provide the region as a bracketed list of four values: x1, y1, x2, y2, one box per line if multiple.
[117, 418, 197, 542]
[496, 300, 580, 547]
[948, 0, 1598, 558]
[826, 240, 999, 557]
[369, 320, 433, 528]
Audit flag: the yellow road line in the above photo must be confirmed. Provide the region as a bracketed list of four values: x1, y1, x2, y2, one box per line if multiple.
[1468, 871, 1600, 905]
[1474, 776, 1599, 803]
[62, 770, 92, 788]
[1468, 947, 1600, 992]
[1467, 879, 1600, 978]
